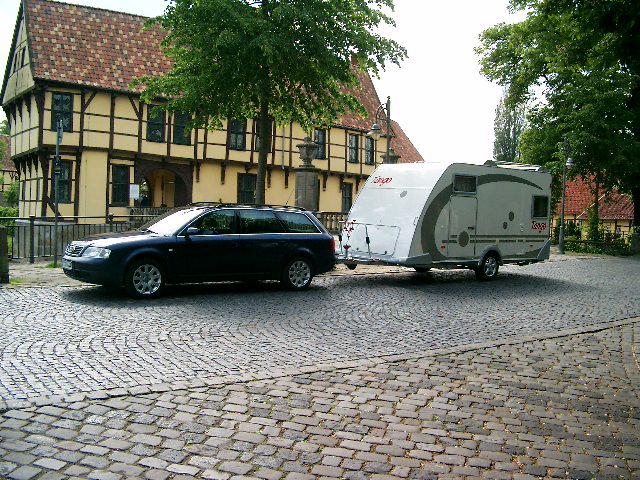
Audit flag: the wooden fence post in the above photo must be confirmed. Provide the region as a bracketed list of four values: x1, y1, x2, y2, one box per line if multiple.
[0, 226, 8, 284]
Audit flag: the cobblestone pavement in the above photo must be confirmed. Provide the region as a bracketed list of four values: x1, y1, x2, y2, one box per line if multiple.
[0, 255, 639, 479]
[0, 256, 639, 404]
[0, 320, 637, 479]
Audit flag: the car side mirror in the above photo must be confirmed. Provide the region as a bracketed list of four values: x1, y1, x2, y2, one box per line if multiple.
[185, 227, 200, 237]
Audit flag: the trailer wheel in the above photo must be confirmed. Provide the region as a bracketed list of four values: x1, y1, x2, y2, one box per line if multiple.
[475, 253, 499, 281]
[345, 263, 357, 270]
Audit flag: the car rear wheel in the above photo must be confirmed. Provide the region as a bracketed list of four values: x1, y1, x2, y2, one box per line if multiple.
[475, 253, 499, 281]
[125, 258, 164, 298]
[281, 257, 314, 290]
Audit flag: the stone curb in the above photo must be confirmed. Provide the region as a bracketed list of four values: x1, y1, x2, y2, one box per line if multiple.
[1, 315, 637, 413]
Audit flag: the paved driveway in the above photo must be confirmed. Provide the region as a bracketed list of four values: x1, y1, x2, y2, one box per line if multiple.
[1, 256, 639, 403]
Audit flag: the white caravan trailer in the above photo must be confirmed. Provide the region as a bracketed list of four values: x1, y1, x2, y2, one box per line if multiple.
[336, 160, 552, 280]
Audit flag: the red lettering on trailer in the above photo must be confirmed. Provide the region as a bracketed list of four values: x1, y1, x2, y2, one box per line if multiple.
[531, 221, 547, 232]
[372, 176, 393, 186]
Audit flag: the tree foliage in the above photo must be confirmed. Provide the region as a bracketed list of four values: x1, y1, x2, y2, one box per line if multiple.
[0, 119, 8, 135]
[134, 0, 406, 204]
[493, 91, 527, 163]
[476, 0, 640, 225]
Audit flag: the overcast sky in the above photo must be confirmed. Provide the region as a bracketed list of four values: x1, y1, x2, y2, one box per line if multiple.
[0, 0, 524, 163]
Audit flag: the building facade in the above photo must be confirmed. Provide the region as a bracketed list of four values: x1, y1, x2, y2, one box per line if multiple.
[553, 178, 634, 240]
[2, 0, 423, 222]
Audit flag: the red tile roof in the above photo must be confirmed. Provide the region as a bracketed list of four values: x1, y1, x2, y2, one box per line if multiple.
[15, 0, 422, 163]
[24, 0, 170, 92]
[559, 177, 634, 220]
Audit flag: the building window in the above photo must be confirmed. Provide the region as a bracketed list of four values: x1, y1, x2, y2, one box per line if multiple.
[172, 112, 191, 145]
[348, 134, 359, 163]
[229, 119, 246, 150]
[238, 173, 257, 204]
[341, 182, 353, 213]
[55, 160, 72, 203]
[314, 129, 326, 159]
[112, 165, 130, 205]
[254, 119, 272, 151]
[147, 107, 165, 143]
[532, 195, 549, 218]
[365, 137, 375, 165]
[20, 47, 26, 67]
[51, 93, 73, 132]
[453, 174, 477, 194]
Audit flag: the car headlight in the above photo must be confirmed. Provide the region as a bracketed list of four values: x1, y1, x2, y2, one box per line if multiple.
[82, 246, 111, 258]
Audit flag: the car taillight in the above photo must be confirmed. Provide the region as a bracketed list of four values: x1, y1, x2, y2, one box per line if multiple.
[329, 236, 336, 253]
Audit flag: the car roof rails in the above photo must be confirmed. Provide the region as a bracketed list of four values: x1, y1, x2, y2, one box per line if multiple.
[188, 202, 307, 211]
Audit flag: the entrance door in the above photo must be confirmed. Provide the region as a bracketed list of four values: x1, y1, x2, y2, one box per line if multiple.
[447, 196, 477, 258]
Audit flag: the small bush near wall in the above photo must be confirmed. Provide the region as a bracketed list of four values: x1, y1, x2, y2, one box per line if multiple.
[564, 239, 632, 256]
[0, 207, 17, 233]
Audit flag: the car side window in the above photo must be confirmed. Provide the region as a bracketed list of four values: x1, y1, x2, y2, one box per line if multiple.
[276, 211, 320, 233]
[191, 210, 235, 235]
[238, 210, 285, 234]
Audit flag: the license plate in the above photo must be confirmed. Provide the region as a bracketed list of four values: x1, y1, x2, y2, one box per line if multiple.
[61, 258, 72, 270]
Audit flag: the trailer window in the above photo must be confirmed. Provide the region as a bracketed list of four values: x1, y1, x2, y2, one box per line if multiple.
[532, 195, 549, 218]
[453, 175, 476, 194]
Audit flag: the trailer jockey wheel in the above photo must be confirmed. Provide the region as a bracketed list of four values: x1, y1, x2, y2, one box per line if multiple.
[345, 263, 357, 270]
[475, 253, 499, 281]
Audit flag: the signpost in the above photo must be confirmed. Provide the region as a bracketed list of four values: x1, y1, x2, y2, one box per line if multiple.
[53, 119, 63, 268]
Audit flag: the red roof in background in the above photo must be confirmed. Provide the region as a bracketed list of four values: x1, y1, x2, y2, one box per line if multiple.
[0, 135, 13, 171]
[560, 178, 634, 220]
[24, 0, 170, 93]
[390, 120, 424, 164]
[16, 0, 422, 163]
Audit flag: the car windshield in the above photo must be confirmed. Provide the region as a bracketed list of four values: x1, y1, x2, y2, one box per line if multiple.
[139, 207, 205, 235]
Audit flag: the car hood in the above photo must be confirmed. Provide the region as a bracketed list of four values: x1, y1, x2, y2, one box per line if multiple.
[76, 230, 167, 248]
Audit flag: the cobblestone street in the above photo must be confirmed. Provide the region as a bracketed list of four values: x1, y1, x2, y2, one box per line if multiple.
[0, 255, 638, 479]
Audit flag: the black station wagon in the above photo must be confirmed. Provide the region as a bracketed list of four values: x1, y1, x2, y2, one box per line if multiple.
[62, 204, 336, 298]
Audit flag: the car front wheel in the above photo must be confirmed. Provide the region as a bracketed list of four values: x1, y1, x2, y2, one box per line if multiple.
[281, 257, 314, 290]
[125, 258, 165, 298]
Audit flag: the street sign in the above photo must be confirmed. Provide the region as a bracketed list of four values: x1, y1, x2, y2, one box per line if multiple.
[53, 155, 61, 175]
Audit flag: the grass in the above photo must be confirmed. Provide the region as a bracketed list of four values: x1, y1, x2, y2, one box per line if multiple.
[9, 277, 23, 285]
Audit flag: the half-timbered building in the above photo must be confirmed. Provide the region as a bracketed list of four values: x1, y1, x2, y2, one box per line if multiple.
[2, 0, 423, 222]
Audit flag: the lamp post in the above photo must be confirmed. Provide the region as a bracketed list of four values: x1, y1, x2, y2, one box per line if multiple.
[53, 119, 63, 267]
[558, 137, 574, 254]
[367, 96, 398, 164]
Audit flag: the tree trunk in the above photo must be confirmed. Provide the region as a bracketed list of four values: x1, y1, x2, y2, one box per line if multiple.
[632, 186, 640, 227]
[255, 101, 270, 205]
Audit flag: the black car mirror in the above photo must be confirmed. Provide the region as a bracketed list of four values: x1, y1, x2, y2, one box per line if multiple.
[185, 227, 200, 237]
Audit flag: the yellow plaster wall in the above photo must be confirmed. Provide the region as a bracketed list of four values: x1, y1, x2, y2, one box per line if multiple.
[83, 92, 111, 149]
[1, 16, 34, 105]
[78, 151, 107, 218]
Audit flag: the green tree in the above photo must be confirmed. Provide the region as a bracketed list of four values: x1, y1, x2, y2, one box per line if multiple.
[134, 0, 406, 204]
[0, 119, 8, 135]
[493, 91, 527, 163]
[476, 0, 640, 226]
[4, 180, 18, 208]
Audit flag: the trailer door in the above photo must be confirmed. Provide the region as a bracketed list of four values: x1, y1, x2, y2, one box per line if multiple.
[448, 195, 477, 258]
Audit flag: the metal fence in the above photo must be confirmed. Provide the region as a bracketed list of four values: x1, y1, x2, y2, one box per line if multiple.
[1, 215, 156, 262]
[1, 211, 348, 262]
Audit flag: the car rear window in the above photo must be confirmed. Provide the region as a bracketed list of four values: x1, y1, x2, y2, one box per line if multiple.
[276, 211, 320, 233]
[238, 210, 286, 234]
